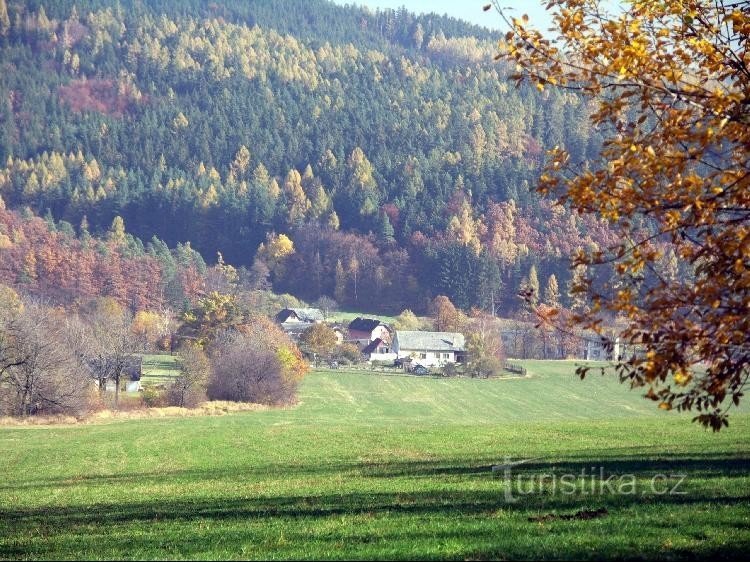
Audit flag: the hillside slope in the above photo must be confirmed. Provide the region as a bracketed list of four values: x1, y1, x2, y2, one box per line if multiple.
[0, 0, 610, 313]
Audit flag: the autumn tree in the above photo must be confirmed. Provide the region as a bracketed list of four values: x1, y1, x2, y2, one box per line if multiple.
[493, 0, 750, 428]
[207, 319, 307, 405]
[167, 343, 210, 408]
[393, 309, 427, 331]
[429, 295, 466, 332]
[544, 274, 561, 308]
[0, 0, 9, 37]
[256, 232, 294, 281]
[282, 169, 311, 226]
[299, 323, 339, 360]
[131, 310, 168, 351]
[207, 334, 292, 404]
[464, 311, 504, 379]
[107, 215, 126, 246]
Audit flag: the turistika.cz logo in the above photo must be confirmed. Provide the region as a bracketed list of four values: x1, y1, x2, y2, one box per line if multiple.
[492, 457, 687, 503]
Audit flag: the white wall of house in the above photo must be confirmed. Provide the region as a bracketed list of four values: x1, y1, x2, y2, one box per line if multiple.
[585, 337, 621, 361]
[396, 349, 456, 367]
[371, 325, 391, 342]
[369, 352, 398, 362]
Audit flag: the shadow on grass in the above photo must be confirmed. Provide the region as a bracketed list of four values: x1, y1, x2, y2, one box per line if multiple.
[2, 487, 749, 560]
[2, 453, 749, 560]
[2, 453, 748, 491]
[4, 488, 749, 526]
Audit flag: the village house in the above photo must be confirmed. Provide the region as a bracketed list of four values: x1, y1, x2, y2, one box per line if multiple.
[392, 330, 466, 367]
[347, 317, 392, 347]
[275, 308, 325, 324]
[584, 334, 637, 361]
[361, 337, 397, 362]
[275, 308, 325, 341]
[331, 325, 346, 345]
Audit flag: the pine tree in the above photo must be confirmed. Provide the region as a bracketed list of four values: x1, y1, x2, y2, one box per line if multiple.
[378, 212, 395, 244]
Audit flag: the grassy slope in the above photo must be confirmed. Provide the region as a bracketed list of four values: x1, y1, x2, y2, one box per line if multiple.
[140, 354, 180, 385]
[328, 310, 399, 325]
[0, 361, 748, 560]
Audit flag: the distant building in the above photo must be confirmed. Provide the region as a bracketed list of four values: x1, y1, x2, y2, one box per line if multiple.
[362, 337, 397, 362]
[275, 308, 325, 324]
[347, 317, 391, 347]
[585, 334, 630, 361]
[331, 325, 346, 345]
[392, 330, 465, 367]
[278, 322, 314, 342]
[275, 308, 325, 341]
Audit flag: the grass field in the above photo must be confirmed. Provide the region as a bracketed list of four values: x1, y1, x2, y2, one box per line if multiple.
[1, 361, 748, 560]
[140, 354, 180, 386]
[328, 310, 399, 325]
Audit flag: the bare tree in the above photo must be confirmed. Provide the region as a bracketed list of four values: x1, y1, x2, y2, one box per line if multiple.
[0, 302, 90, 417]
[83, 299, 138, 408]
[167, 343, 210, 407]
[313, 296, 338, 320]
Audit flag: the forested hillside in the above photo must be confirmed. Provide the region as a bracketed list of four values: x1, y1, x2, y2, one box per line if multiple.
[0, 0, 613, 313]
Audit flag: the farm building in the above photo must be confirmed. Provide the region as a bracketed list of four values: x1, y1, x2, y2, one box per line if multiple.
[276, 308, 325, 341]
[275, 308, 325, 324]
[392, 330, 465, 367]
[347, 317, 391, 346]
[362, 337, 397, 362]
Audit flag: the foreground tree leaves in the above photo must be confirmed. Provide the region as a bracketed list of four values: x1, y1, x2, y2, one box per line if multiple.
[494, 0, 750, 428]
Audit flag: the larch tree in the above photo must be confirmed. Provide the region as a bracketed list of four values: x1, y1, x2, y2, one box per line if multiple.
[544, 274, 561, 308]
[491, 0, 750, 428]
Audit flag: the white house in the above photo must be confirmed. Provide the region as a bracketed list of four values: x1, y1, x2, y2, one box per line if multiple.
[392, 330, 466, 367]
[347, 317, 392, 347]
[585, 334, 622, 361]
[275, 308, 324, 324]
[361, 338, 397, 363]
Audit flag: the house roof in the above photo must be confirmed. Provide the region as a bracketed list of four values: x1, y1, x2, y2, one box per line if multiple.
[362, 338, 387, 355]
[395, 330, 465, 352]
[276, 308, 324, 323]
[279, 321, 315, 335]
[348, 317, 388, 332]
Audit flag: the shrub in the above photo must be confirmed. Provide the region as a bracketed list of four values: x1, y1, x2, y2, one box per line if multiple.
[333, 343, 362, 365]
[441, 362, 460, 377]
[207, 334, 298, 405]
[141, 386, 163, 408]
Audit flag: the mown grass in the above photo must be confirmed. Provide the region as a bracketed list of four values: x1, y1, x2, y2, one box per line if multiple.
[140, 354, 180, 385]
[0, 361, 748, 560]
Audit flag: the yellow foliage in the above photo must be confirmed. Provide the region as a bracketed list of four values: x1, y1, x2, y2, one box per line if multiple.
[495, 0, 750, 428]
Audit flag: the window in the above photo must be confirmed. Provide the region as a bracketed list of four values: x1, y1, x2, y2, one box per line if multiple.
[419, 353, 427, 359]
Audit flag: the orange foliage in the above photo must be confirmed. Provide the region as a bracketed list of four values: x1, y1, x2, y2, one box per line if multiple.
[495, 0, 750, 428]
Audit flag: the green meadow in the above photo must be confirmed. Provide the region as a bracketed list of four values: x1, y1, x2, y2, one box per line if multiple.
[1, 361, 748, 560]
[140, 354, 181, 386]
